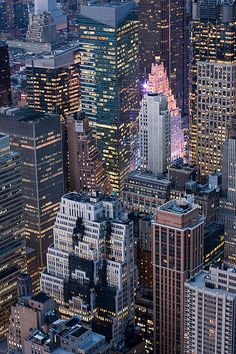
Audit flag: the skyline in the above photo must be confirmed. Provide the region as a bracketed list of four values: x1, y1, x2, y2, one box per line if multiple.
[0, 0, 235, 353]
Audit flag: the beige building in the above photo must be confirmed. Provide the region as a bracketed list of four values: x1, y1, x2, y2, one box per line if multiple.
[185, 264, 236, 354]
[8, 274, 56, 353]
[152, 199, 204, 354]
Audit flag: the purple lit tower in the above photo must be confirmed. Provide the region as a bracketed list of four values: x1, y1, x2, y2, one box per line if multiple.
[145, 62, 183, 160]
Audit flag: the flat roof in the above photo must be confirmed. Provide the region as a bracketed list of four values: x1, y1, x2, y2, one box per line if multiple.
[0, 108, 57, 123]
[125, 170, 172, 187]
[31, 292, 51, 303]
[160, 200, 196, 215]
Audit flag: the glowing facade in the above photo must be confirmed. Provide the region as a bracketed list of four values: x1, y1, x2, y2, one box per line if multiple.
[146, 62, 183, 160]
[78, 2, 139, 193]
[190, 0, 236, 175]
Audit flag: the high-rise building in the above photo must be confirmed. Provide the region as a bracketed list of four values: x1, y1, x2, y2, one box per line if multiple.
[0, 41, 11, 107]
[26, 43, 80, 119]
[185, 263, 236, 354]
[41, 191, 136, 347]
[138, 0, 189, 113]
[78, 2, 139, 193]
[145, 62, 183, 160]
[67, 111, 110, 193]
[26, 12, 57, 43]
[220, 134, 236, 261]
[0, 134, 26, 340]
[189, 0, 236, 175]
[152, 199, 204, 354]
[34, 0, 67, 29]
[0, 108, 64, 283]
[139, 93, 171, 175]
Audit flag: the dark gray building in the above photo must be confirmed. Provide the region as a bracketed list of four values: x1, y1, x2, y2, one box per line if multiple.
[0, 134, 25, 340]
[0, 108, 64, 287]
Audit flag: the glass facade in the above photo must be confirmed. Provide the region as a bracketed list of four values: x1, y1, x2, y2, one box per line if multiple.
[0, 110, 64, 288]
[0, 134, 26, 340]
[78, 3, 139, 193]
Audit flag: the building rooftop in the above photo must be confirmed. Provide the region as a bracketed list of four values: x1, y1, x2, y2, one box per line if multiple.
[0, 108, 57, 123]
[187, 271, 236, 297]
[80, 1, 136, 28]
[31, 292, 51, 303]
[160, 199, 196, 215]
[125, 170, 172, 187]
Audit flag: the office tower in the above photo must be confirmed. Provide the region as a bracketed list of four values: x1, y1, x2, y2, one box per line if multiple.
[138, 0, 188, 113]
[41, 191, 136, 347]
[78, 2, 139, 193]
[67, 111, 110, 193]
[152, 199, 204, 354]
[145, 62, 183, 160]
[26, 12, 57, 43]
[34, 0, 67, 29]
[13, 0, 29, 30]
[185, 263, 236, 354]
[0, 108, 63, 283]
[139, 93, 171, 175]
[0, 42, 11, 107]
[189, 0, 236, 175]
[0, 134, 25, 340]
[122, 170, 172, 213]
[220, 134, 236, 261]
[26, 43, 80, 119]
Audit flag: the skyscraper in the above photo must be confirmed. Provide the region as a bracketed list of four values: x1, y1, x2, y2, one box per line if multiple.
[220, 133, 236, 261]
[189, 0, 236, 175]
[0, 108, 63, 283]
[26, 43, 80, 119]
[78, 2, 139, 193]
[145, 62, 183, 160]
[26, 12, 57, 44]
[0, 134, 26, 340]
[138, 0, 189, 113]
[67, 111, 110, 193]
[0, 41, 11, 107]
[152, 199, 204, 354]
[41, 191, 136, 347]
[139, 93, 171, 175]
[185, 263, 236, 354]
[34, 0, 67, 29]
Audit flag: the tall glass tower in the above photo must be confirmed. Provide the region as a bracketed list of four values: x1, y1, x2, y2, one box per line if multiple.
[78, 1, 139, 193]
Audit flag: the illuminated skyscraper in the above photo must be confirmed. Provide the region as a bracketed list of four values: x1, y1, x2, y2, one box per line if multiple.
[190, 0, 236, 175]
[67, 111, 111, 193]
[139, 93, 171, 174]
[138, 0, 189, 113]
[146, 62, 183, 160]
[0, 108, 63, 286]
[0, 41, 11, 107]
[78, 2, 139, 193]
[26, 43, 80, 119]
[0, 134, 25, 340]
[152, 199, 204, 354]
[220, 130, 236, 262]
[41, 191, 136, 347]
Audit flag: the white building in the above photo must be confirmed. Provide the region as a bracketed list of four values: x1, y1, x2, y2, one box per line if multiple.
[41, 191, 136, 345]
[139, 93, 171, 175]
[185, 264, 236, 354]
